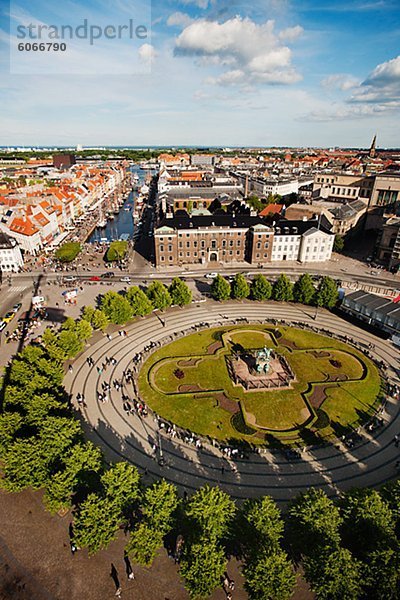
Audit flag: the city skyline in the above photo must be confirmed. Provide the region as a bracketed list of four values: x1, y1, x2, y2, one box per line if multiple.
[1, 0, 399, 147]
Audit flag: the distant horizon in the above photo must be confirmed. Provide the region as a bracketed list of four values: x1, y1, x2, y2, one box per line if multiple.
[1, 144, 399, 152]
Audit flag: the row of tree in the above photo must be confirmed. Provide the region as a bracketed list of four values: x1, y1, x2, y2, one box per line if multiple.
[1, 342, 399, 600]
[211, 273, 339, 308]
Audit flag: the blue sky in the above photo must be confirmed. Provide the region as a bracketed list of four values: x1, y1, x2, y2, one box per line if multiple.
[1, 0, 399, 147]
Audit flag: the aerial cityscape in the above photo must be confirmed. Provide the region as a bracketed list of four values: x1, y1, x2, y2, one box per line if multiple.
[1, 1, 400, 599]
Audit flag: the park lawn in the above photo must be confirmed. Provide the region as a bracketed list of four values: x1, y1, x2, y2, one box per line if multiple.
[241, 385, 312, 431]
[227, 329, 275, 349]
[151, 356, 229, 394]
[138, 324, 382, 444]
[146, 392, 237, 440]
[288, 349, 365, 383]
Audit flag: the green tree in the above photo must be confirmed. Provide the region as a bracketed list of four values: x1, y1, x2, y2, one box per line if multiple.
[126, 523, 164, 567]
[141, 479, 179, 533]
[0, 413, 23, 457]
[126, 286, 153, 316]
[231, 273, 250, 300]
[340, 489, 396, 557]
[82, 305, 96, 323]
[287, 488, 342, 556]
[362, 546, 400, 600]
[169, 277, 192, 306]
[61, 316, 77, 332]
[146, 281, 172, 311]
[44, 442, 103, 513]
[243, 550, 295, 600]
[293, 273, 315, 305]
[272, 274, 293, 302]
[101, 462, 140, 511]
[210, 275, 231, 301]
[75, 319, 93, 342]
[243, 496, 284, 551]
[91, 309, 109, 331]
[315, 277, 338, 308]
[101, 291, 132, 324]
[180, 539, 226, 599]
[304, 547, 362, 600]
[105, 240, 128, 262]
[55, 241, 81, 263]
[250, 274, 272, 301]
[333, 235, 344, 253]
[186, 485, 236, 540]
[73, 493, 122, 555]
[126, 480, 179, 567]
[57, 329, 84, 358]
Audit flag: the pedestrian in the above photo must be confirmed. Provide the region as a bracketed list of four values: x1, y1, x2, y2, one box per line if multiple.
[395, 434, 399, 447]
[107, 333, 112, 341]
[68, 365, 73, 373]
[124, 551, 135, 580]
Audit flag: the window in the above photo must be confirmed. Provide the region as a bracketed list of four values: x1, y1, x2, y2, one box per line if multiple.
[179, 242, 183, 248]
[211, 240, 217, 249]
[168, 245, 172, 252]
[186, 241, 190, 248]
[169, 256, 172, 261]
[160, 245, 164, 252]
[201, 240, 205, 249]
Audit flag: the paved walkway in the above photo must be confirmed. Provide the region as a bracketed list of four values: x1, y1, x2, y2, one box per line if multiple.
[66, 301, 400, 504]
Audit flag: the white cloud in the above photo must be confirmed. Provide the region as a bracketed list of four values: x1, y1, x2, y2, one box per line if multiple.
[349, 55, 400, 107]
[321, 74, 360, 91]
[174, 17, 302, 86]
[138, 43, 157, 64]
[278, 25, 304, 42]
[167, 12, 193, 28]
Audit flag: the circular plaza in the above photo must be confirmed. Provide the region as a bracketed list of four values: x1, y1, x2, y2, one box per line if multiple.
[67, 300, 400, 503]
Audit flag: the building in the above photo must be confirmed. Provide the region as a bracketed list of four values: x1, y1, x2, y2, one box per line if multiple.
[191, 154, 215, 167]
[154, 213, 334, 267]
[271, 219, 334, 263]
[342, 290, 400, 335]
[53, 154, 76, 170]
[0, 231, 24, 272]
[375, 217, 400, 271]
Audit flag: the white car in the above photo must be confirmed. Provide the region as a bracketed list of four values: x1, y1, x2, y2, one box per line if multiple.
[120, 276, 131, 283]
[205, 272, 218, 279]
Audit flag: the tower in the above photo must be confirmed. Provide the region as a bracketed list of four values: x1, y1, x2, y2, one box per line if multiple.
[369, 134, 377, 159]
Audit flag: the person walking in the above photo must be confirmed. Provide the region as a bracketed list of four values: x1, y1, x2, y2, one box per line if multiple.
[124, 552, 135, 580]
[110, 563, 122, 597]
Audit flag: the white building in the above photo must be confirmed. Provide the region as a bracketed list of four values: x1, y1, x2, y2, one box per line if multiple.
[271, 219, 334, 263]
[0, 232, 24, 272]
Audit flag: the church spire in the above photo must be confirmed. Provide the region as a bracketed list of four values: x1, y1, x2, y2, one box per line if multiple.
[369, 133, 377, 158]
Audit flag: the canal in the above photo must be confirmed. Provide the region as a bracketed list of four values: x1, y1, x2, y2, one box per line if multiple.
[88, 164, 146, 244]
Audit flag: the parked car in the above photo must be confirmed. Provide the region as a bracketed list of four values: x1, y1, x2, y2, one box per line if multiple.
[12, 303, 22, 313]
[205, 272, 218, 279]
[120, 276, 131, 283]
[89, 276, 101, 282]
[101, 272, 115, 279]
[2, 311, 15, 323]
[63, 276, 76, 283]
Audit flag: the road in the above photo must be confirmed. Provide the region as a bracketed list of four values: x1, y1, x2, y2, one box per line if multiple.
[66, 300, 400, 504]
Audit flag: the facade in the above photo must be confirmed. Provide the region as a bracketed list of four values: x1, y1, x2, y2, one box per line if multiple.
[369, 172, 400, 208]
[53, 154, 76, 170]
[342, 290, 400, 335]
[0, 232, 24, 272]
[375, 217, 400, 270]
[154, 214, 334, 267]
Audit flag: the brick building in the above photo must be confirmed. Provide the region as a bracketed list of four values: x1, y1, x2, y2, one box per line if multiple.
[154, 213, 333, 267]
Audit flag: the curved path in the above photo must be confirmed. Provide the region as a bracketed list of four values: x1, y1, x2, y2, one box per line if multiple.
[66, 301, 400, 504]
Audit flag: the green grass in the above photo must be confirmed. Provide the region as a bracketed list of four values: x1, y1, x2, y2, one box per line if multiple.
[138, 325, 382, 445]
